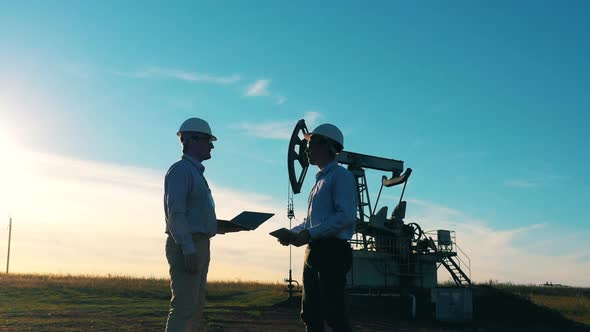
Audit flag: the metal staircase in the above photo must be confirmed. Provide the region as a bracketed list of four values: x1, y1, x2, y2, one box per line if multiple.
[425, 230, 472, 287]
[441, 255, 471, 286]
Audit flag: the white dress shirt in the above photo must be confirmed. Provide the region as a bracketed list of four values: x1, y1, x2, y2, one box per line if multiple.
[164, 154, 217, 255]
[291, 160, 357, 240]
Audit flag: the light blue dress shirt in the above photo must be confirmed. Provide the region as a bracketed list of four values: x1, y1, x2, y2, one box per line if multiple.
[164, 154, 217, 255]
[291, 160, 357, 240]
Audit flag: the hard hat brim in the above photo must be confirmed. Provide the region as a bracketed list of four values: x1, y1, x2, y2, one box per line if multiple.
[304, 132, 343, 151]
[304, 132, 330, 142]
[177, 131, 218, 141]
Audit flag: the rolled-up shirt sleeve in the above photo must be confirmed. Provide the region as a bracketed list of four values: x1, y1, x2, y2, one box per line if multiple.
[307, 171, 357, 239]
[164, 165, 196, 255]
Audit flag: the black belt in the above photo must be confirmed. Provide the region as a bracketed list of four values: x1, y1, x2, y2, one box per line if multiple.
[309, 238, 349, 248]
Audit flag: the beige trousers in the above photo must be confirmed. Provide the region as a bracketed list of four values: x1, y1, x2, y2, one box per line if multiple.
[165, 234, 211, 332]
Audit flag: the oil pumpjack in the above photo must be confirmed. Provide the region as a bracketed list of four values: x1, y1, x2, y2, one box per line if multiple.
[286, 119, 471, 300]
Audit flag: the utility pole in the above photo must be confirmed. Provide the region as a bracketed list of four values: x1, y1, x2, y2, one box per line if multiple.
[6, 217, 12, 274]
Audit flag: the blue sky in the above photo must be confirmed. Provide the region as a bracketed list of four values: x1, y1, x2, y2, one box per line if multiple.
[0, 1, 589, 285]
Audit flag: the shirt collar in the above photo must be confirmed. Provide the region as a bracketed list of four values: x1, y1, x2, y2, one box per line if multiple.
[316, 159, 338, 180]
[182, 154, 205, 173]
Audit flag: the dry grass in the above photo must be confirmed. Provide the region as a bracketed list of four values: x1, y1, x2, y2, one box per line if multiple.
[0, 273, 168, 290]
[0, 273, 284, 290]
[2, 274, 589, 331]
[475, 281, 590, 326]
[0, 273, 290, 331]
[531, 294, 590, 325]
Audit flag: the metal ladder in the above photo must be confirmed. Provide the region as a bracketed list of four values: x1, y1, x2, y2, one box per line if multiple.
[441, 255, 471, 286]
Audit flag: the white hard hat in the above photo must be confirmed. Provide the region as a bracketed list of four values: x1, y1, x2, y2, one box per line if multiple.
[177, 118, 217, 141]
[305, 123, 344, 150]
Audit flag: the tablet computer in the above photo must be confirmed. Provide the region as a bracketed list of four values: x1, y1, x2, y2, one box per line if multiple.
[269, 227, 298, 241]
[218, 211, 274, 231]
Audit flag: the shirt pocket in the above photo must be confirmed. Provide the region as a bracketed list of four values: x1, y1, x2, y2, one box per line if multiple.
[187, 175, 207, 209]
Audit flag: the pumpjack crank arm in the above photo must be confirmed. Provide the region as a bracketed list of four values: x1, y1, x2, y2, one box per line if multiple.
[287, 119, 310, 194]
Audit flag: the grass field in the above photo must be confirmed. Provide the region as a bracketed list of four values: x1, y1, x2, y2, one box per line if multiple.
[0, 274, 289, 331]
[493, 282, 590, 326]
[1, 274, 589, 331]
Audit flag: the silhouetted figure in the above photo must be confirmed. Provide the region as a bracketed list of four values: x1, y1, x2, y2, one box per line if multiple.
[280, 123, 356, 332]
[164, 118, 231, 332]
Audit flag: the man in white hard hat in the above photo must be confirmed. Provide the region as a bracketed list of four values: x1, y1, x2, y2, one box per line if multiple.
[164, 118, 238, 331]
[280, 123, 357, 332]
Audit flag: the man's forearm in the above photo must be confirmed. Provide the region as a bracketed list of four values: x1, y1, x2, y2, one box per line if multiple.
[290, 218, 308, 233]
[168, 213, 195, 255]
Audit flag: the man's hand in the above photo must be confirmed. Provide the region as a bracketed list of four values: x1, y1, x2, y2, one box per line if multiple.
[291, 230, 311, 247]
[278, 237, 291, 246]
[183, 253, 199, 274]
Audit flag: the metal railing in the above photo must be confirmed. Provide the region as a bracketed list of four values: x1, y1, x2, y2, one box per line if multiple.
[424, 230, 471, 281]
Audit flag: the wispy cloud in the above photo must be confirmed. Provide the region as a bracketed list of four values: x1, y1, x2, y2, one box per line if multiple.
[230, 111, 322, 140]
[244, 79, 288, 105]
[117, 67, 241, 84]
[245, 79, 271, 96]
[276, 95, 288, 105]
[304, 111, 321, 127]
[504, 172, 569, 189]
[0, 139, 296, 280]
[406, 198, 588, 286]
[231, 121, 293, 140]
[504, 179, 539, 188]
[3, 136, 585, 285]
[0, 132, 590, 286]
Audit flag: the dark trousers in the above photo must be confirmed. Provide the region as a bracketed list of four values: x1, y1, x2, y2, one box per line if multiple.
[301, 238, 353, 332]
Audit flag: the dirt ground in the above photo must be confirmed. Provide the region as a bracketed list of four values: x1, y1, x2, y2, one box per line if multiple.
[204, 289, 590, 332]
[204, 304, 413, 332]
[207, 305, 590, 332]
